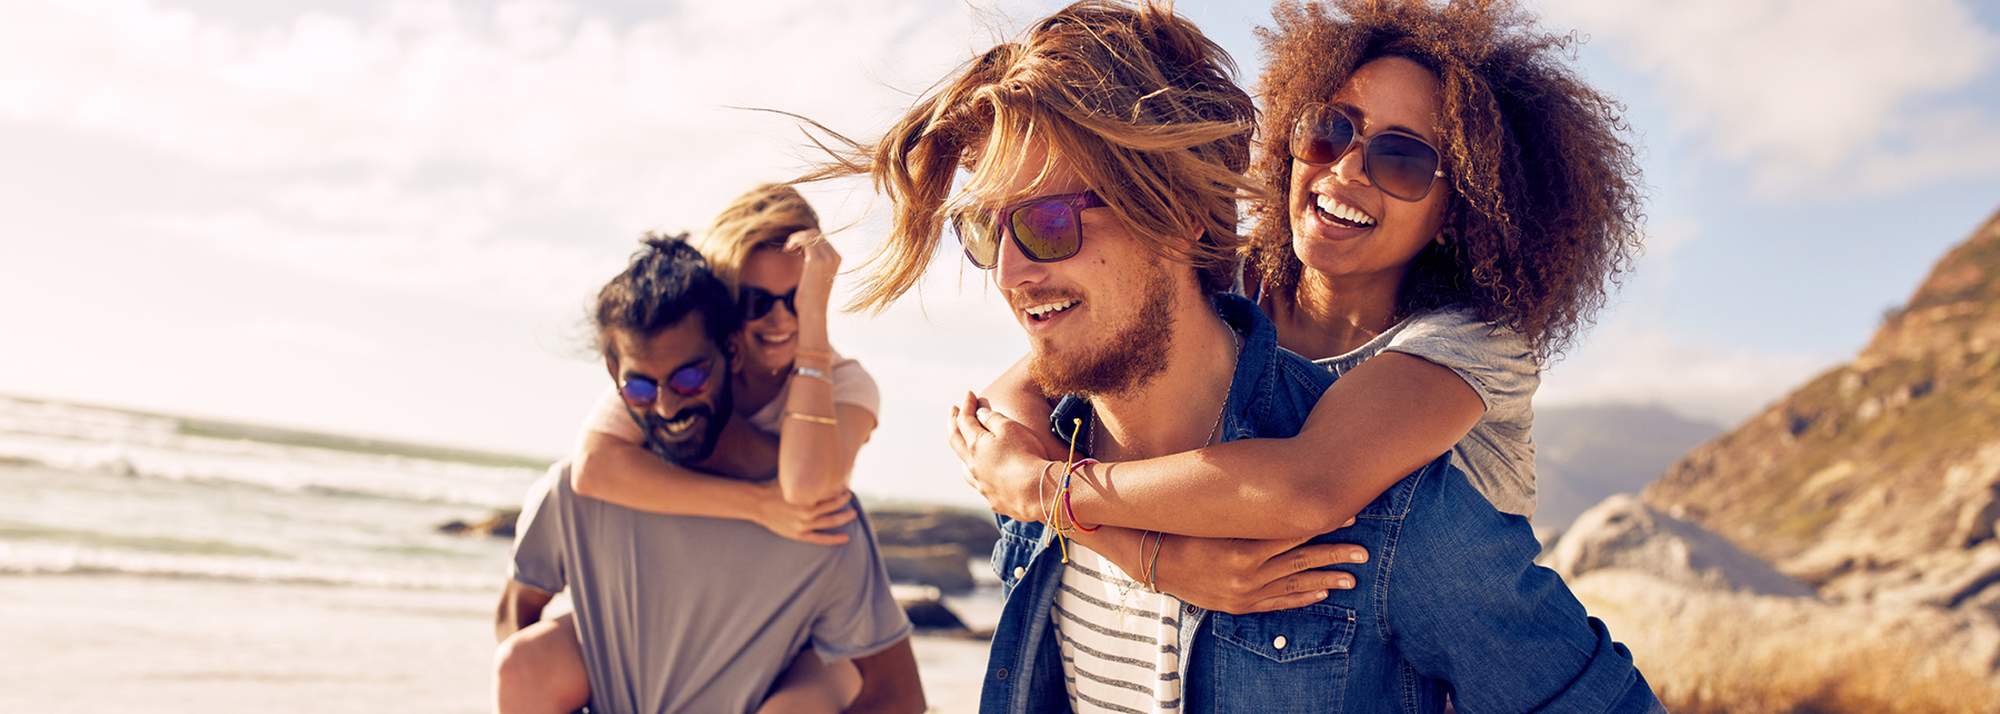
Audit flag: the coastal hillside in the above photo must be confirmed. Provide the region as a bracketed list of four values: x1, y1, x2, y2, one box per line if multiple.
[1532, 403, 1721, 536]
[1643, 207, 2000, 612]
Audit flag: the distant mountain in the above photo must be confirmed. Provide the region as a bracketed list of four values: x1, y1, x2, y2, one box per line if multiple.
[1644, 207, 2000, 614]
[1531, 403, 1723, 535]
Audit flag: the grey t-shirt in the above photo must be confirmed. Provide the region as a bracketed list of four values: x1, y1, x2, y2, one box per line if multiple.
[510, 464, 911, 714]
[1316, 308, 1541, 517]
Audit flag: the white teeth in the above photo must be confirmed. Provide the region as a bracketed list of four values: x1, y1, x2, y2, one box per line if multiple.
[1314, 193, 1375, 226]
[663, 414, 696, 435]
[1024, 300, 1078, 318]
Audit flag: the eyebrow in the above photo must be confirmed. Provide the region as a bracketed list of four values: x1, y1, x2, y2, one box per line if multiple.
[622, 354, 709, 382]
[1333, 101, 1434, 142]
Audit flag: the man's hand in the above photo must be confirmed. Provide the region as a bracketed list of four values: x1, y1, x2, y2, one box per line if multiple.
[752, 482, 856, 545]
[946, 391, 1059, 523]
[1155, 522, 1368, 614]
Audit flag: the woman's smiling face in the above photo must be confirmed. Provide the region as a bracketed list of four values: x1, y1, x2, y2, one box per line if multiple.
[1288, 56, 1452, 285]
[735, 245, 803, 374]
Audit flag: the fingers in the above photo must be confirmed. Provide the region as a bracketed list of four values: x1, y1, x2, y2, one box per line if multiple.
[954, 392, 989, 445]
[1236, 591, 1330, 614]
[1261, 542, 1369, 581]
[793, 529, 850, 546]
[1342, 517, 1357, 529]
[808, 505, 859, 531]
[785, 229, 824, 251]
[807, 492, 853, 517]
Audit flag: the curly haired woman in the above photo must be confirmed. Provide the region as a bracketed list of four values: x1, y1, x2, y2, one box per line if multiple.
[955, 0, 1645, 615]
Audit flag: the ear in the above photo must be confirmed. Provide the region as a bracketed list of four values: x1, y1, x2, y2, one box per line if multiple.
[602, 349, 620, 382]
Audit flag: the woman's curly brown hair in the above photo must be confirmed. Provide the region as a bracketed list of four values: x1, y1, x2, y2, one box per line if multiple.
[1249, 0, 1644, 361]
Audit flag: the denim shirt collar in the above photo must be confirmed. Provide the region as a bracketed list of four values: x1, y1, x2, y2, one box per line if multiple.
[1048, 292, 1278, 452]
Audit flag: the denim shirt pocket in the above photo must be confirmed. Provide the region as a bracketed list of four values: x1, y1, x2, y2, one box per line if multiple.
[992, 525, 1042, 600]
[1198, 603, 1356, 712]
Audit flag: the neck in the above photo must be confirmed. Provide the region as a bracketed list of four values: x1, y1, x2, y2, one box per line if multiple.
[1272, 268, 1403, 359]
[1088, 294, 1239, 462]
[734, 361, 791, 414]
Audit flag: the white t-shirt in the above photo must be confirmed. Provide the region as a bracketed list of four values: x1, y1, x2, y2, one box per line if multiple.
[1316, 308, 1540, 517]
[1053, 544, 1184, 713]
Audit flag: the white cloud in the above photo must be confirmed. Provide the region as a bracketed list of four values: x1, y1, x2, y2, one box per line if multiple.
[1542, 0, 2000, 197]
[1537, 318, 1841, 428]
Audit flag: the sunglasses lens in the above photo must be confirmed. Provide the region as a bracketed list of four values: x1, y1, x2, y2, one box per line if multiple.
[667, 363, 709, 396]
[742, 288, 782, 320]
[1367, 133, 1441, 201]
[1291, 105, 1354, 165]
[952, 214, 1001, 269]
[1010, 199, 1082, 262]
[620, 377, 659, 407]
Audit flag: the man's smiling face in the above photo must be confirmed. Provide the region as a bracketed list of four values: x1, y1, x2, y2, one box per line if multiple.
[606, 313, 733, 463]
[965, 139, 1189, 398]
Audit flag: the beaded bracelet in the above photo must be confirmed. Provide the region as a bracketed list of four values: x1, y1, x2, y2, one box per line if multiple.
[1061, 458, 1102, 532]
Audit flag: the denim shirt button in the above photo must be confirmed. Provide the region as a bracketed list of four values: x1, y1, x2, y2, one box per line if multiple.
[1012, 566, 1027, 580]
[1273, 635, 1288, 650]
[995, 666, 1009, 681]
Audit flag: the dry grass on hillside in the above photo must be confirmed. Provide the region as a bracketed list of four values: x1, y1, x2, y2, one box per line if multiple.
[1573, 570, 2000, 714]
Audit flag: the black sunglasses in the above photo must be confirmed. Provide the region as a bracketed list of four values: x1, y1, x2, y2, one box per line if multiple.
[949, 191, 1107, 270]
[618, 359, 713, 409]
[741, 286, 796, 321]
[1289, 103, 1446, 202]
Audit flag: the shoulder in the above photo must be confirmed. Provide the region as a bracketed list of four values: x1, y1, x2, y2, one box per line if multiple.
[827, 354, 881, 416]
[1382, 308, 1539, 416]
[1385, 458, 1542, 586]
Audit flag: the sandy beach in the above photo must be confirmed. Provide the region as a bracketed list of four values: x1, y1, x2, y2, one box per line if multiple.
[0, 574, 992, 712]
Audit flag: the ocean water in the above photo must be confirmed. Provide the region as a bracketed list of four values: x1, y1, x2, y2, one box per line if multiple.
[0, 396, 998, 711]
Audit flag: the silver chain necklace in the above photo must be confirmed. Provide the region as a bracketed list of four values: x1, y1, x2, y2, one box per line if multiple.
[1088, 322, 1239, 601]
[1087, 321, 1240, 461]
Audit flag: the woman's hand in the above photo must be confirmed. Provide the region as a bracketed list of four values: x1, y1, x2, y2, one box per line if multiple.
[752, 481, 856, 545]
[1154, 523, 1368, 614]
[788, 229, 840, 328]
[947, 391, 1059, 523]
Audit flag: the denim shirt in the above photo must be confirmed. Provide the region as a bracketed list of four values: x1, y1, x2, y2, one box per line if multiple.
[978, 294, 1662, 714]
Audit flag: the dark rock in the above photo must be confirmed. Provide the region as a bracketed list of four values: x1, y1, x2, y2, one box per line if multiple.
[882, 543, 975, 593]
[868, 506, 999, 556]
[437, 508, 518, 538]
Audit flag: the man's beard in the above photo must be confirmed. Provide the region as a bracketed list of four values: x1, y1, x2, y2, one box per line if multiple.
[1025, 267, 1177, 398]
[632, 375, 735, 464]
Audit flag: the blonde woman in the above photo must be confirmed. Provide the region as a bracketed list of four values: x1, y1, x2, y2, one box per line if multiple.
[493, 185, 916, 713]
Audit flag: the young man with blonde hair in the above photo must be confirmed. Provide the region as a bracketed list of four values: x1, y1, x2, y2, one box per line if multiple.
[817, 2, 1661, 712]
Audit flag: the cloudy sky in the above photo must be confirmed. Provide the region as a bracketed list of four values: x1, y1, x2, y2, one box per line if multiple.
[4, 0, 1998, 505]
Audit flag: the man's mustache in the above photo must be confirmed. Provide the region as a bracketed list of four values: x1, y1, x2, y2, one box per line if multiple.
[643, 404, 714, 432]
[1006, 288, 1082, 312]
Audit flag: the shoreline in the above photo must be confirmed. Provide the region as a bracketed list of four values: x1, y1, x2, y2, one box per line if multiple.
[1, 573, 992, 713]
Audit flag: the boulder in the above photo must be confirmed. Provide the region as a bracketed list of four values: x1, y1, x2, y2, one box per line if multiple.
[882, 543, 976, 594]
[1545, 494, 1813, 597]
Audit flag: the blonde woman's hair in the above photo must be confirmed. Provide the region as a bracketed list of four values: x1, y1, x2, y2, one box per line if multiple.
[803, 0, 1263, 312]
[691, 183, 821, 294]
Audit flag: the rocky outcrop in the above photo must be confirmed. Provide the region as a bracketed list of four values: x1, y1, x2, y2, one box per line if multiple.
[436, 508, 519, 538]
[1570, 569, 2000, 711]
[1545, 495, 1812, 597]
[1643, 207, 2000, 609]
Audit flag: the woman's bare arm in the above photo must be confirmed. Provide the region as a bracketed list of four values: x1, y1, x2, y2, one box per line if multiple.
[965, 352, 1484, 539]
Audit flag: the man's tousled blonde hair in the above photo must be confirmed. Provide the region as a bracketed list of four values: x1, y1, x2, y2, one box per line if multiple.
[804, 0, 1263, 311]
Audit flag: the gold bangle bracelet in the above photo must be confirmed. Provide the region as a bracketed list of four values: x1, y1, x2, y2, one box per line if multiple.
[783, 411, 838, 426]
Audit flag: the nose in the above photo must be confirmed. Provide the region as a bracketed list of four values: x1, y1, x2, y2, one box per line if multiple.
[1329, 140, 1371, 190]
[763, 298, 798, 330]
[992, 228, 1048, 292]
